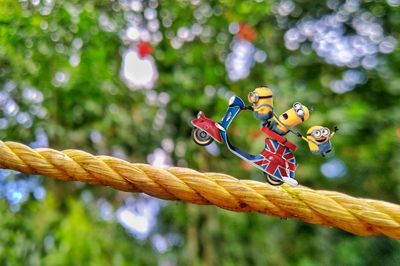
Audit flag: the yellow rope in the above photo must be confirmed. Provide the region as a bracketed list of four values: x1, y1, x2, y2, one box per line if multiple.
[0, 140, 399, 239]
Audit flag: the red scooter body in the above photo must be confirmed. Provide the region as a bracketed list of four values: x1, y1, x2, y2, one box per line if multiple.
[191, 112, 223, 143]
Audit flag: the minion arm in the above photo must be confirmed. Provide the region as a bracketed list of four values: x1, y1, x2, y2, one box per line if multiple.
[330, 126, 338, 138]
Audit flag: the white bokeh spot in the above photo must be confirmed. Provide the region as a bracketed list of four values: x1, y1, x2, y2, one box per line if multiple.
[120, 48, 158, 90]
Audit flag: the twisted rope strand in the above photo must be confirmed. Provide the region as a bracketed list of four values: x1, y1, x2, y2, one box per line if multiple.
[0, 141, 399, 239]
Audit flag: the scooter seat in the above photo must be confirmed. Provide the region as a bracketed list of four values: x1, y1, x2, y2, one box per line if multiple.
[261, 126, 297, 151]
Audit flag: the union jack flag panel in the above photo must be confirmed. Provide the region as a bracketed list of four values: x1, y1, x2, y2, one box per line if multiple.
[251, 138, 297, 179]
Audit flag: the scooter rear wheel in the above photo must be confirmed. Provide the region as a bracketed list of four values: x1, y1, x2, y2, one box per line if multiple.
[192, 128, 214, 146]
[264, 173, 284, 186]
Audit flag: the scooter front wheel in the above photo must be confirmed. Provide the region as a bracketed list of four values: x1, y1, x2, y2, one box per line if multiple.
[192, 128, 214, 146]
[264, 173, 284, 186]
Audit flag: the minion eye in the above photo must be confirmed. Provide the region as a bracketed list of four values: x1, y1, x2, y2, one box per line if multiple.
[293, 102, 301, 110]
[296, 109, 304, 117]
[248, 92, 259, 104]
[322, 128, 330, 137]
[313, 130, 321, 138]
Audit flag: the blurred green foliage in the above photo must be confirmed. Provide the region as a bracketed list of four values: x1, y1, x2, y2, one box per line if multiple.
[0, 0, 399, 265]
[0, 193, 158, 266]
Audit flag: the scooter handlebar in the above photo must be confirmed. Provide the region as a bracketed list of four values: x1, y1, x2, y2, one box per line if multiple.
[240, 106, 254, 111]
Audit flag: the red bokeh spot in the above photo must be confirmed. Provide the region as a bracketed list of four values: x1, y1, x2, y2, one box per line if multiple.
[137, 41, 153, 58]
[237, 23, 257, 42]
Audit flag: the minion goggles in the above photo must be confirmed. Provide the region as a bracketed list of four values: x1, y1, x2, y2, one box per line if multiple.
[308, 128, 330, 138]
[293, 102, 305, 121]
[248, 92, 272, 104]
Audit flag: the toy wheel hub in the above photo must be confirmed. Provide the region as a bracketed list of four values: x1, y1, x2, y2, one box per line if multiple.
[199, 131, 208, 138]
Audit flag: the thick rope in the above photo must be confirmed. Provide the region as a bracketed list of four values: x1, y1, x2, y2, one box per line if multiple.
[0, 141, 399, 239]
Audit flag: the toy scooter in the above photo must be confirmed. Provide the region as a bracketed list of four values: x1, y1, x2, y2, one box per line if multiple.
[191, 96, 298, 186]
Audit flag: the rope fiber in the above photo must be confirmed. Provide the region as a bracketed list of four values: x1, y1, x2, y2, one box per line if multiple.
[0, 140, 399, 239]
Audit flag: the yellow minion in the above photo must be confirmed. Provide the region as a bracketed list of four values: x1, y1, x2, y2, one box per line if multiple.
[270, 102, 310, 135]
[303, 126, 337, 157]
[247, 87, 273, 123]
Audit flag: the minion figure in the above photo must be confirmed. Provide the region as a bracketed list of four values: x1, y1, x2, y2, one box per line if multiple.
[247, 87, 274, 124]
[304, 126, 338, 157]
[269, 102, 310, 136]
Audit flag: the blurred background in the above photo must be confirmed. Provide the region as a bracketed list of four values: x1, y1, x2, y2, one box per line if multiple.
[0, 0, 399, 265]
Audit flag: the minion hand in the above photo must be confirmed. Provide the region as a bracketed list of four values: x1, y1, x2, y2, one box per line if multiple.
[334, 126, 339, 133]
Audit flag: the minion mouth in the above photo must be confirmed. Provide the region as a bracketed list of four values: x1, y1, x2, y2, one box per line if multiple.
[316, 138, 327, 143]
